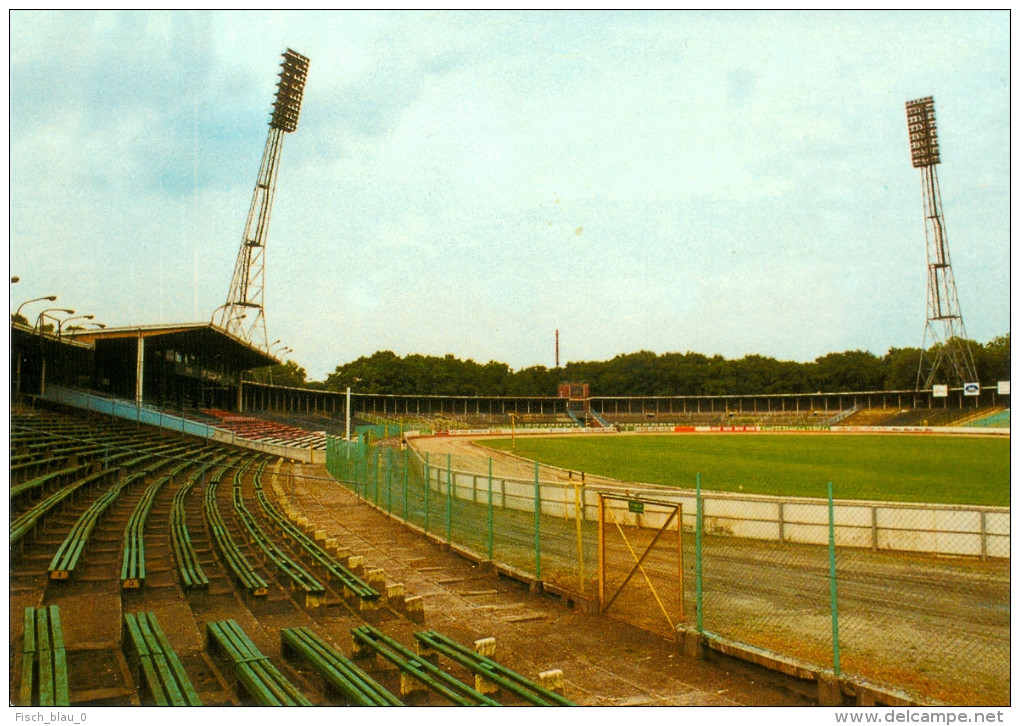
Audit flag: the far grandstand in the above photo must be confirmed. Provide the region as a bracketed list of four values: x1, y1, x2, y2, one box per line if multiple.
[10, 306, 1010, 457]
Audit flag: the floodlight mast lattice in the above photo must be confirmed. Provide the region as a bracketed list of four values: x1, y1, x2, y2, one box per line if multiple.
[905, 96, 978, 390]
[214, 49, 310, 350]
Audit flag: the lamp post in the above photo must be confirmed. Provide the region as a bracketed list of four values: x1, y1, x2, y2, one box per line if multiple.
[35, 308, 75, 334]
[33, 308, 73, 397]
[210, 303, 230, 326]
[57, 314, 94, 339]
[14, 295, 57, 322]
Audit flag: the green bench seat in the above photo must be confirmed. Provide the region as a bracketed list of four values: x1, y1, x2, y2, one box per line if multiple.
[254, 463, 379, 601]
[413, 630, 575, 706]
[123, 612, 202, 706]
[121, 449, 208, 588]
[19, 606, 70, 706]
[281, 627, 402, 706]
[10, 463, 89, 500]
[206, 619, 311, 706]
[204, 461, 269, 596]
[170, 459, 225, 590]
[232, 460, 324, 605]
[351, 624, 499, 706]
[49, 446, 192, 579]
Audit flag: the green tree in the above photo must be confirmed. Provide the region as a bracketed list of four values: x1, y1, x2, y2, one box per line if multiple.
[248, 359, 308, 387]
[811, 350, 883, 392]
[976, 334, 1010, 384]
[881, 347, 922, 390]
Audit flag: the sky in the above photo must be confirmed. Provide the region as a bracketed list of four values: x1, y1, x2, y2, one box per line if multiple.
[8, 10, 1011, 381]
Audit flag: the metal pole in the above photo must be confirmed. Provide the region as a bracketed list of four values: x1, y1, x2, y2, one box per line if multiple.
[403, 447, 409, 521]
[373, 448, 380, 505]
[387, 447, 393, 515]
[487, 458, 494, 561]
[424, 452, 430, 532]
[828, 481, 841, 676]
[597, 493, 605, 610]
[575, 482, 585, 595]
[695, 473, 703, 634]
[446, 453, 452, 543]
[345, 386, 352, 441]
[534, 460, 541, 580]
[678, 503, 684, 623]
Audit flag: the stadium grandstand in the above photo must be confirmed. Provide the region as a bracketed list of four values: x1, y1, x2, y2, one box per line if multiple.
[10, 313, 1009, 443]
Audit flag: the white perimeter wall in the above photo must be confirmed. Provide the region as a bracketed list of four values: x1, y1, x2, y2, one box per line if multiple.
[422, 456, 1009, 560]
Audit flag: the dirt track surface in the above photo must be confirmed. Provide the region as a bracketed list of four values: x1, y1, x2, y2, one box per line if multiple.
[412, 434, 620, 485]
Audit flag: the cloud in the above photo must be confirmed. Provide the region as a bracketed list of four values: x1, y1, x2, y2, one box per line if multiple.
[9, 11, 1010, 382]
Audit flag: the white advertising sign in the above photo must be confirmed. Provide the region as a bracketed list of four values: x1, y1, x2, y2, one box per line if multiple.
[997, 381, 1010, 395]
[932, 384, 948, 398]
[963, 382, 981, 397]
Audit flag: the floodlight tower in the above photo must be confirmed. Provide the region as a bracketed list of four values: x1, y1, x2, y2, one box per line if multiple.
[214, 49, 309, 350]
[905, 96, 978, 390]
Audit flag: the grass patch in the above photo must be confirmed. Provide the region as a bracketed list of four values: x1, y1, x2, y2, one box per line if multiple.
[480, 434, 1010, 506]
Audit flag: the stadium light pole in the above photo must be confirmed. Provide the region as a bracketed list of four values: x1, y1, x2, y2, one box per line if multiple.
[15, 295, 57, 319]
[905, 96, 978, 390]
[215, 49, 310, 349]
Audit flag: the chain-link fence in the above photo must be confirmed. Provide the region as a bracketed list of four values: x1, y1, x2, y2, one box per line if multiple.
[324, 436, 1009, 706]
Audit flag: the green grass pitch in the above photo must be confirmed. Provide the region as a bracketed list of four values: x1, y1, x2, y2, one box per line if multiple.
[480, 433, 1010, 506]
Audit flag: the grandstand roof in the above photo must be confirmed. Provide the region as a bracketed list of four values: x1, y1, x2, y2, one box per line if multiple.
[67, 322, 277, 370]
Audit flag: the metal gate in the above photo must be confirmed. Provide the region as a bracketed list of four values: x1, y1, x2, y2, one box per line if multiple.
[597, 493, 684, 639]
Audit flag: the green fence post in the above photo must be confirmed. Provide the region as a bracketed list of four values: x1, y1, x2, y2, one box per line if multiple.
[403, 447, 409, 521]
[424, 452, 430, 533]
[534, 460, 541, 581]
[444, 450, 452, 542]
[373, 448, 380, 506]
[355, 443, 362, 502]
[695, 472, 703, 634]
[365, 441, 370, 496]
[487, 458, 494, 561]
[387, 447, 393, 515]
[828, 481, 841, 676]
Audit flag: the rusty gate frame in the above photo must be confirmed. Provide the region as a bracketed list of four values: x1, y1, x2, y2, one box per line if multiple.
[597, 493, 684, 636]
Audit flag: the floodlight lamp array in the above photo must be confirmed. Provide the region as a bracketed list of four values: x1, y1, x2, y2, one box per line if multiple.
[906, 96, 939, 168]
[270, 49, 310, 133]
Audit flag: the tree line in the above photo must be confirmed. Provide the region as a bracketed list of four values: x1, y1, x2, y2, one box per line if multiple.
[258, 334, 1009, 397]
